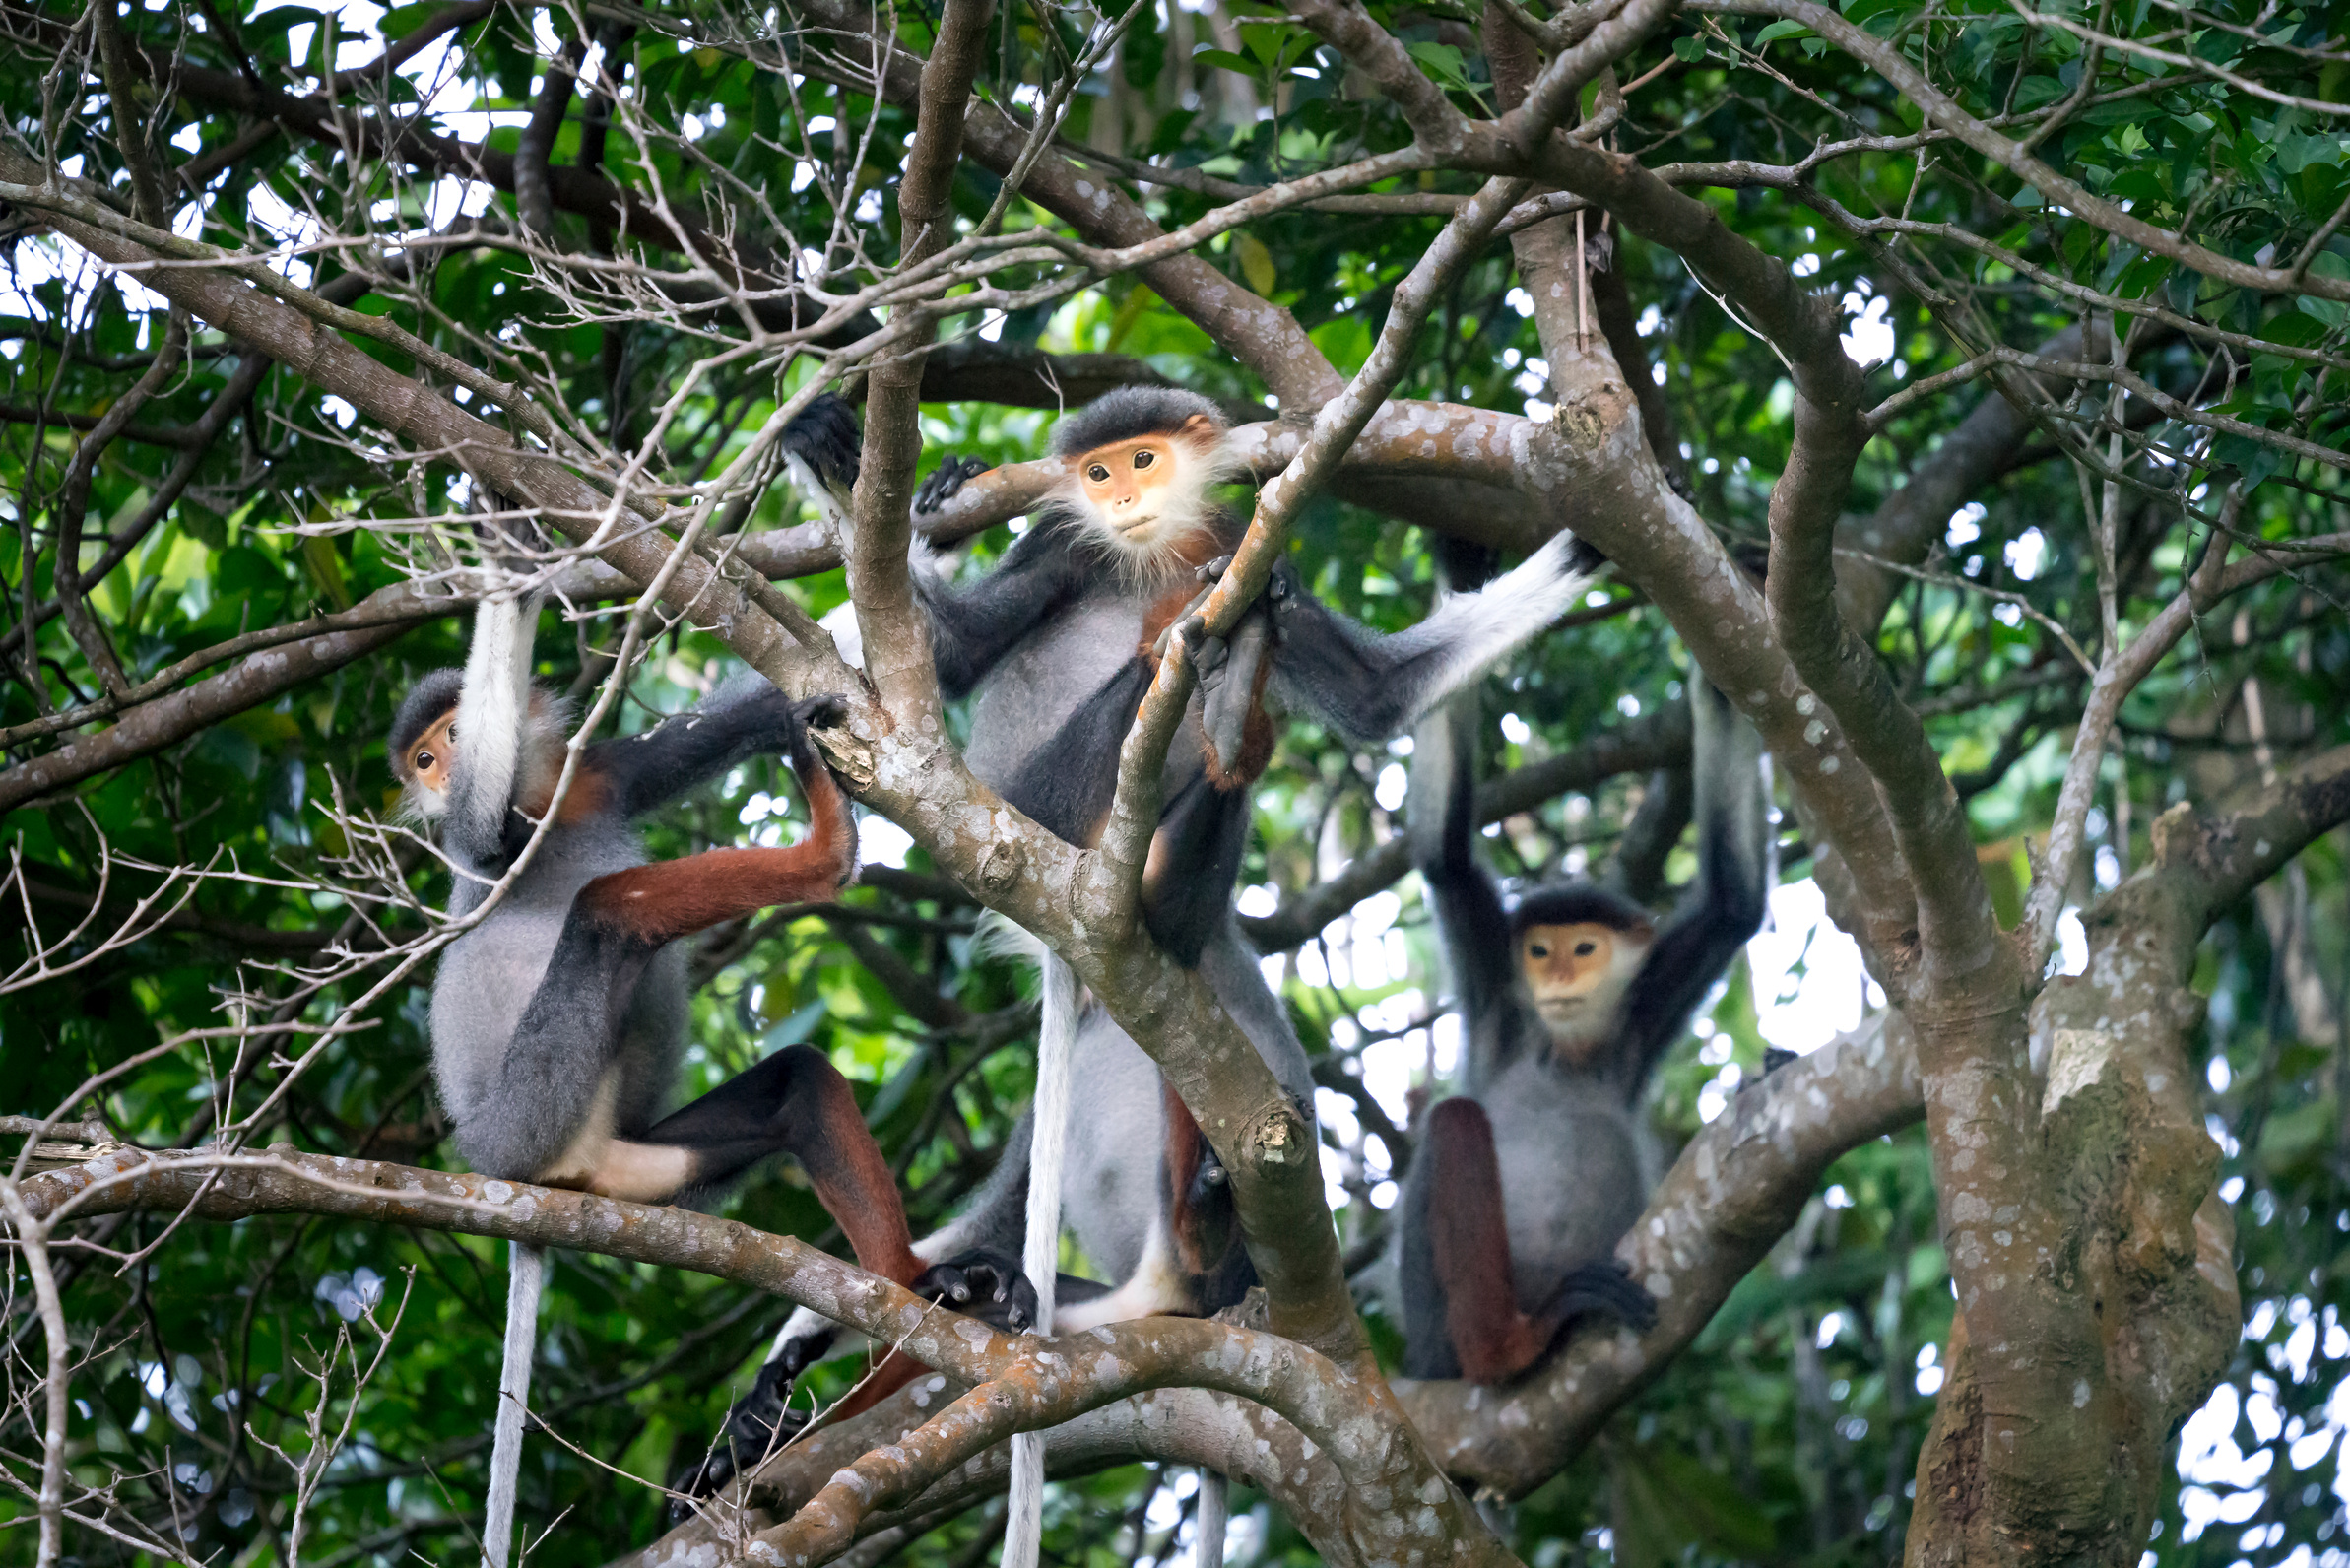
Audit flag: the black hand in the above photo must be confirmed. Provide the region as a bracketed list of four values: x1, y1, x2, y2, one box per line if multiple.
[912, 1247, 1038, 1333]
[1176, 615, 1212, 661]
[1195, 555, 1233, 584]
[776, 1326, 838, 1380]
[914, 455, 992, 515]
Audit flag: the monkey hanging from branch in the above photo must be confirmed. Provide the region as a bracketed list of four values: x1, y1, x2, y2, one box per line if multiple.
[391, 584, 1032, 1560]
[1393, 601, 1774, 1384]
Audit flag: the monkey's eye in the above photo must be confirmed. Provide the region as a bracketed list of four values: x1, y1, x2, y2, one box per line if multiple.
[1528, 943, 1549, 958]
[415, 751, 434, 772]
[1087, 464, 1111, 483]
[1133, 450, 1155, 469]
[1575, 941, 1598, 957]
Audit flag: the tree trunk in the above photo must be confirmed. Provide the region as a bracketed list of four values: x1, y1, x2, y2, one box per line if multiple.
[1907, 817, 2244, 1566]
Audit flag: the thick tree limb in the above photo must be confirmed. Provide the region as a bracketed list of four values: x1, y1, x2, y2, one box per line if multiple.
[1909, 750, 2350, 1563]
[18, 1146, 1501, 1568]
[842, 0, 991, 747]
[626, 1383, 1358, 1568]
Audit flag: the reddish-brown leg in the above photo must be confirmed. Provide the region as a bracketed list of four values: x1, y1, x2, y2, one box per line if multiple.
[640, 1045, 923, 1286]
[573, 747, 856, 944]
[1423, 1097, 1551, 1384]
[1163, 1079, 1208, 1274]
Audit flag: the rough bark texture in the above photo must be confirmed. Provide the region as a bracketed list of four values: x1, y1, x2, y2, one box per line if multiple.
[1905, 750, 2350, 1565]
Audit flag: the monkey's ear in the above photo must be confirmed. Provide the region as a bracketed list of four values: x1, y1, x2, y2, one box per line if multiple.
[1176, 414, 1221, 443]
[1627, 918, 1659, 944]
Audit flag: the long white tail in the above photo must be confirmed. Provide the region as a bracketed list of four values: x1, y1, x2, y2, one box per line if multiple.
[1196, 1470, 1228, 1568]
[485, 1242, 544, 1568]
[1001, 949, 1079, 1568]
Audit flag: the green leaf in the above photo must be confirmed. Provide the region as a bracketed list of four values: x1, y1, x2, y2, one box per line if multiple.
[1406, 40, 1468, 86]
[1188, 47, 1257, 75]
[2280, 134, 2346, 175]
[1755, 19, 1811, 44]
[1672, 32, 1708, 61]
[302, 532, 352, 610]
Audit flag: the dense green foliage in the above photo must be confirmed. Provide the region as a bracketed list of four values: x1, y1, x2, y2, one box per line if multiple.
[3, 0, 2346, 1561]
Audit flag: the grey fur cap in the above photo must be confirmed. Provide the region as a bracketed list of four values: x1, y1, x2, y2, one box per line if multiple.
[1511, 881, 1657, 936]
[389, 668, 464, 779]
[1048, 387, 1228, 458]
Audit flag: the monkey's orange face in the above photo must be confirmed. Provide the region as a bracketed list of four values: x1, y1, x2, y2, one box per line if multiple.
[1522, 921, 1641, 1061]
[1078, 436, 1182, 529]
[403, 709, 457, 810]
[1071, 414, 1229, 562]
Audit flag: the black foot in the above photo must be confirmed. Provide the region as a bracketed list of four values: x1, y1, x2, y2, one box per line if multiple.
[913, 1247, 1037, 1333]
[667, 1352, 816, 1522]
[913, 455, 992, 514]
[793, 692, 849, 730]
[1542, 1258, 1658, 1335]
[1187, 1142, 1230, 1211]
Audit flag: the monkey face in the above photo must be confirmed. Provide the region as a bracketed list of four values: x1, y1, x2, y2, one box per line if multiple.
[400, 707, 457, 816]
[1070, 414, 1229, 565]
[1521, 920, 1648, 1062]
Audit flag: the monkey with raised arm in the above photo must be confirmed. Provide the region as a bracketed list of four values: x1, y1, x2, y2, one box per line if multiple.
[672, 388, 1599, 1504]
[396, 595, 1035, 1530]
[1394, 674, 1772, 1383]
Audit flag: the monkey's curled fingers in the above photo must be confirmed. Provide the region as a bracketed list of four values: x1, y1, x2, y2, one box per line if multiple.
[911, 1247, 1038, 1333]
[913, 455, 992, 515]
[782, 394, 863, 492]
[1542, 1258, 1660, 1334]
[1194, 554, 1233, 584]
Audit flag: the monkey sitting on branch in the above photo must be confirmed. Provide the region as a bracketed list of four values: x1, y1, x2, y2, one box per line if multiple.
[1394, 670, 1773, 1385]
[391, 590, 1030, 1561]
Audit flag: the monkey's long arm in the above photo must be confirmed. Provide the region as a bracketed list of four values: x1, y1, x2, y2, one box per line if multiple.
[443, 594, 543, 867]
[585, 678, 817, 819]
[1619, 684, 1772, 1090]
[1406, 690, 1521, 1046]
[1268, 533, 1599, 744]
[912, 522, 1096, 698]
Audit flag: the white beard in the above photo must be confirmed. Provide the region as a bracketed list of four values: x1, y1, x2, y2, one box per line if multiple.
[1065, 438, 1246, 584]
